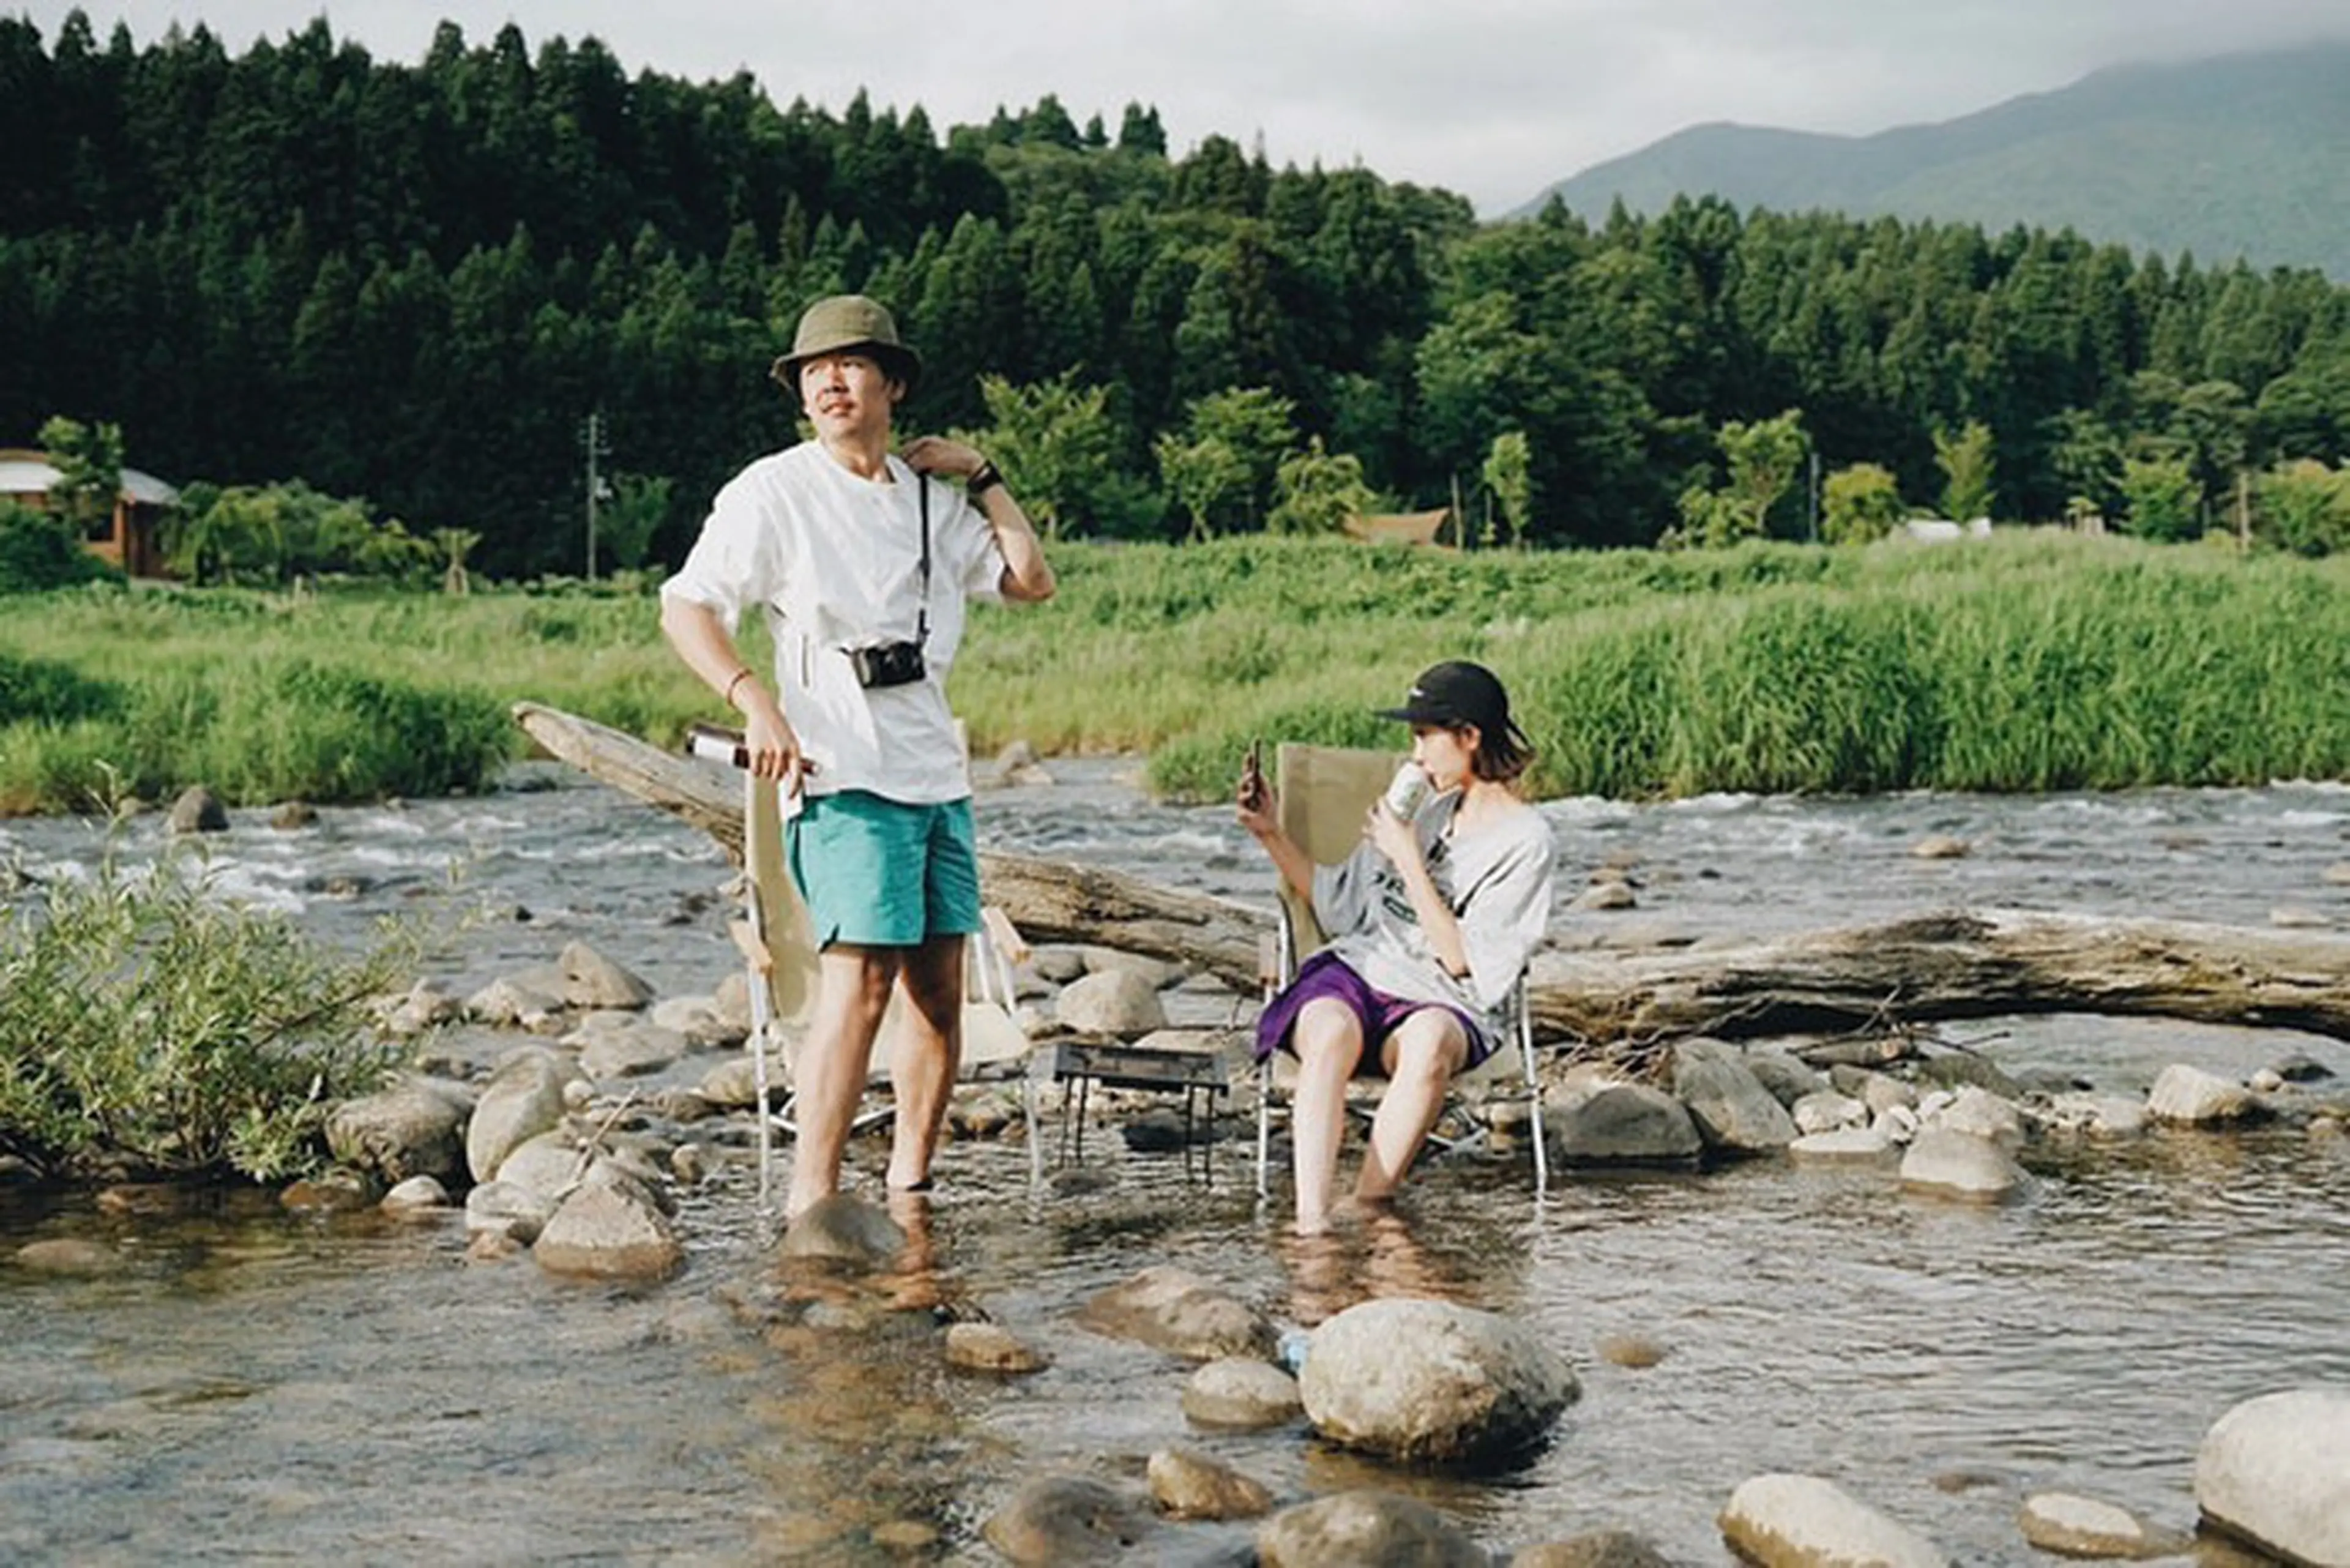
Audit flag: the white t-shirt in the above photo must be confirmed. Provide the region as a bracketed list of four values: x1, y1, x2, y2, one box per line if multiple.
[660, 442, 1007, 804]
[1311, 791, 1557, 1049]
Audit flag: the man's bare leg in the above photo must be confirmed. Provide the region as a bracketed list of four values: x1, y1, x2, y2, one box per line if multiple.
[884, 932, 965, 1192]
[786, 945, 901, 1219]
[1356, 1010, 1467, 1203]
[1288, 997, 1366, 1235]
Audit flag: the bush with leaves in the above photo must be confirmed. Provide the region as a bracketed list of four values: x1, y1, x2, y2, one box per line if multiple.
[0, 500, 119, 592]
[1821, 463, 1907, 545]
[0, 842, 438, 1181]
[2255, 460, 2349, 557]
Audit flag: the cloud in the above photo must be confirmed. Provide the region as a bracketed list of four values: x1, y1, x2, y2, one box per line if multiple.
[17, 0, 2349, 212]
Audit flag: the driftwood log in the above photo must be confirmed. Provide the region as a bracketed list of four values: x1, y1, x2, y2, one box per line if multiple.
[513, 701, 2350, 1047]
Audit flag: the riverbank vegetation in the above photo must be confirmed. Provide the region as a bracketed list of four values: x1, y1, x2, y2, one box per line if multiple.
[2, 533, 2343, 813]
[0, 840, 423, 1180]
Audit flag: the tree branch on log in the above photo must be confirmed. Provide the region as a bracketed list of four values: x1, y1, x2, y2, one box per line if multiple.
[512, 702, 2350, 1047]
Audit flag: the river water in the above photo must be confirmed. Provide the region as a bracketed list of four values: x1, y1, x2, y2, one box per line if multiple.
[2, 764, 2347, 1564]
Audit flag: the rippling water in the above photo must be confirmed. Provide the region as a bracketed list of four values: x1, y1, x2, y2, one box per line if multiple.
[2, 766, 2347, 1564]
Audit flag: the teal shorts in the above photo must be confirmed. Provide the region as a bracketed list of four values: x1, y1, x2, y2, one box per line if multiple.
[786, 790, 983, 949]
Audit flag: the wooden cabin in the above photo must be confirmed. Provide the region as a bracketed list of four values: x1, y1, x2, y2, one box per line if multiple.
[0, 447, 179, 578]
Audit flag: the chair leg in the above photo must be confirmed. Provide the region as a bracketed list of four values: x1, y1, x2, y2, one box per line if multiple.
[1255, 1058, 1272, 1200]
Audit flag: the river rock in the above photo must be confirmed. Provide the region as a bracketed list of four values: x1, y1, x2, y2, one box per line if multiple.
[1570, 880, 1638, 911]
[466, 1050, 569, 1182]
[326, 1077, 469, 1184]
[779, 1193, 905, 1266]
[2017, 1490, 2191, 1558]
[1257, 1491, 1486, 1568]
[381, 1174, 450, 1214]
[1673, 1039, 1799, 1156]
[463, 1179, 554, 1244]
[1914, 1049, 2024, 1099]
[2195, 1386, 2350, 1567]
[532, 1182, 682, 1282]
[1719, 1473, 1948, 1567]
[944, 1321, 1050, 1374]
[981, 1474, 1159, 1566]
[698, 1055, 769, 1108]
[1182, 1357, 1304, 1429]
[1510, 1530, 1676, 1567]
[1925, 1084, 2026, 1150]
[12, 1238, 122, 1276]
[573, 1019, 686, 1080]
[1076, 945, 1190, 989]
[1545, 1077, 1703, 1166]
[1909, 833, 1970, 859]
[1054, 969, 1166, 1036]
[1301, 1297, 1578, 1463]
[167, 785, 229, 834]
[1789, 1124, 1898, 1162]
[558, 940, 655, 1009]
[1077, 1265, 1275, 1361]
[650, 994, 742, 1048]
[2044, 1092, 2149, 1137]
[2148, 1064, 2258, 1124]
[381, 979, 461, 1036]
[465, 975, 566, 1032]
[1744, 1047, 1826, 1108]
[1900, 1127, 2027, 1203]
[1147, 1446, 1274, 1520]
[1791, 1089, 1868, 1134]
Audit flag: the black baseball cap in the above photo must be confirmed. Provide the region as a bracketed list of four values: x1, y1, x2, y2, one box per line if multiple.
[1375, 660, 1526, 748]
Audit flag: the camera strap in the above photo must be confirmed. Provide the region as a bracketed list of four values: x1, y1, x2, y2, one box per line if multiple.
[915, 474, 931, 651]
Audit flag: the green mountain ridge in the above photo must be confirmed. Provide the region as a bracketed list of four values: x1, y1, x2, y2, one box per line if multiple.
[1521, 43, 2350, 278]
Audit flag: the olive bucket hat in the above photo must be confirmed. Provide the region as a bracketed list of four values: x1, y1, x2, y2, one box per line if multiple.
[770, 293, 922, 394]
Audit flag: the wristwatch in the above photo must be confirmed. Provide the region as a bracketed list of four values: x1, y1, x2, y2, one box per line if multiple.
[967, 460, 1004, 498]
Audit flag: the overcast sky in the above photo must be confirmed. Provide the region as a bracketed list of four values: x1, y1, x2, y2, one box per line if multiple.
[18, 1, 2349, 214]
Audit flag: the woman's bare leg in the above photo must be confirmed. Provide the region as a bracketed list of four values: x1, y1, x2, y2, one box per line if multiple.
[1288, 996, 1365, 1234]
[1356, 1009, 1468, 1202]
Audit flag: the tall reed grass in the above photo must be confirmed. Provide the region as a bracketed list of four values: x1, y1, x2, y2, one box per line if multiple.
[1, 533, 2342, 813]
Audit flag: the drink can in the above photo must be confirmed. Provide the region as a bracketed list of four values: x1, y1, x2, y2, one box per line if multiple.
[1382, 761, 1429, 819]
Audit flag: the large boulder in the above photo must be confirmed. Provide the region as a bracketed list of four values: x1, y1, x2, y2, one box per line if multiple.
[559, 940, 656, 1009]
[981, 1475, 1159, 1566]
[1300, 1297, 1577, 1464]
[326, 1077, 470, 1184]
[1899, 1127, 2028, 1204]
[1718, 1474, 1947, 1567]
[1256, 1491, 1486, 1568]
[465, 1050, 569, 1182]
[1672, 1039, 1798, 1156]
[1077, 1266, 1275, 1361]
[532, 1182, 682, 1282]
[1546, 1077, 1703, 1167]
[2195, 1386, 2350, 1566]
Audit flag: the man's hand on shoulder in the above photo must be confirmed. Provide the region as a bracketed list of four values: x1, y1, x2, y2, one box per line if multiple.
[900, 435, 985, 482]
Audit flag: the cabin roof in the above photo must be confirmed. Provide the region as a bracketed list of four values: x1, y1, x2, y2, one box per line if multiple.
[0, 448, 180, 507]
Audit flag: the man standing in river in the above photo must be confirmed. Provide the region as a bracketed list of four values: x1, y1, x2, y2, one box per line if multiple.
[660, 294, 1054, 1219]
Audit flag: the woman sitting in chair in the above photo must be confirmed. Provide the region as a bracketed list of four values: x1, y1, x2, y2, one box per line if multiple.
[1239, 661, 1559, 1234]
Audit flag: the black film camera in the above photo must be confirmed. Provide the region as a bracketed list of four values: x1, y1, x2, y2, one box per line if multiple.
[846, 640, 927, 689]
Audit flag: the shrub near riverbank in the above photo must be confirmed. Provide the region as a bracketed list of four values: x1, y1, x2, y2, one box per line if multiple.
[0, 533, 2344, 814]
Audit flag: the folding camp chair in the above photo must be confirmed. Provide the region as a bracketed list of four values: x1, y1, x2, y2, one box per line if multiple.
[730, 764, 1030, 1215]
[1253, 742, 1549, 1200]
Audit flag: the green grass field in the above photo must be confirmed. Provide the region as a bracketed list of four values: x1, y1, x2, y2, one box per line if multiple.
[2, 532, 2344, 814]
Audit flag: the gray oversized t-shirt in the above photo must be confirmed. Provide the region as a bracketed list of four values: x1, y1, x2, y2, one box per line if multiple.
[1310, 790, 1558, 1051]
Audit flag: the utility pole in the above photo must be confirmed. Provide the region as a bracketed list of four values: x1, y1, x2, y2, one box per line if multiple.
[1808, 448, 1821, 542]
[580, 411, 610, 580]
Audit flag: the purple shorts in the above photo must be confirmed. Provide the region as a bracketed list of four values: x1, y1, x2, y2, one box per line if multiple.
[1255, 950, 1489, 1077]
